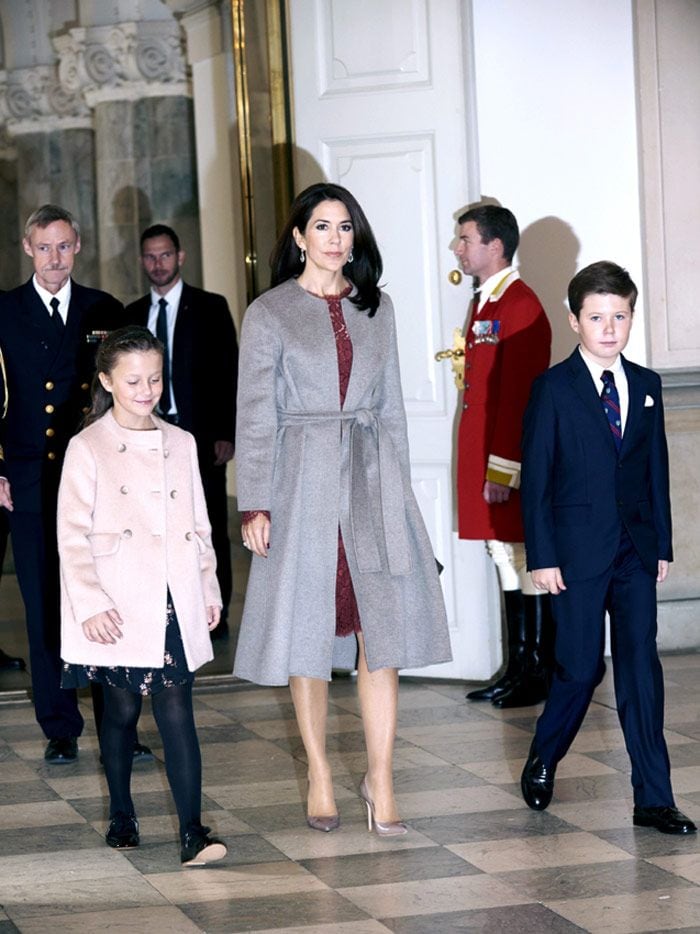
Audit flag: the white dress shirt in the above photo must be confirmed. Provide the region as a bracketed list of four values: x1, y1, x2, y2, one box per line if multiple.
[146, 278, 183, 416]
[33, 275, 71, 324]
[578, 346, 629, 435]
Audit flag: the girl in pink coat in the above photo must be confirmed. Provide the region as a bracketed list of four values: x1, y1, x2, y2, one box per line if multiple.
[58, 326, 226, 867]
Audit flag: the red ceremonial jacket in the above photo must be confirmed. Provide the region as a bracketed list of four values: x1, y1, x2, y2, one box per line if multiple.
[457, 271, 551, 542]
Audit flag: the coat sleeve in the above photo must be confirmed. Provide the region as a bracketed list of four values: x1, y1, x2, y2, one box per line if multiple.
[648, 375, 673, 562]
[188, 432, 223, 605]
[235, 299, 281, 511]
[57, 435, 118, 624]
[375, 296, 412, 482]
[520, 374, 559, 571]
[485, 294, 551, 488]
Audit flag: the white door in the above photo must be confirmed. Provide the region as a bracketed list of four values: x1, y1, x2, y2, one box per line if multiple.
[287, 0, 501, 680]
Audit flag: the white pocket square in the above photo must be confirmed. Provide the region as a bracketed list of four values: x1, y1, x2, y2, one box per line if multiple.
[644, 395, 654, 407]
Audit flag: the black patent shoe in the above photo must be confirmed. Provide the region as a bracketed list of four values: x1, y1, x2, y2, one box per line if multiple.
[132, 742, 155, 762]
[633, 806, 697, 835]
[521, 742, 556, 811]
[106, 813, 140, 849]
[466, 676, 514, 702]
[181, 826, 227, 867]
[44, 736, 78, 763]
[0, 648, 26, 671]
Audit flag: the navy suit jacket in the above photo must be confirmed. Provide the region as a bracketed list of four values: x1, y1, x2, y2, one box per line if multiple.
[0, 278, 124, 512]
[521, 348, 672, 581]
[125, 282, 238, 463]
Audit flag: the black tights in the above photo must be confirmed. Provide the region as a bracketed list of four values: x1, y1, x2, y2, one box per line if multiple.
[100, 682, 202, 841]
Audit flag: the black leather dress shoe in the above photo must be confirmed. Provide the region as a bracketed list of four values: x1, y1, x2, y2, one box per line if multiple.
[106, 813, 140, 849]
[521, 742, 556, 811]
[0, 648, 26, 671]
[181, 825, 227, 867]
[633, 806, 697, 835]
[44, 736, 78, 763]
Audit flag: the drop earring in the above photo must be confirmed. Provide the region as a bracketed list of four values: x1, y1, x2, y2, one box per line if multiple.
[300, 247, 306, 263]
[347, 251, 354, 263]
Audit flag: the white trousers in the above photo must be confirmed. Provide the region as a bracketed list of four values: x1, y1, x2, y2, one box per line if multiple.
[485, 540, 538, 596]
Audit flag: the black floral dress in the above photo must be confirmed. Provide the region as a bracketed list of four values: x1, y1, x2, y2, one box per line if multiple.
[62, 594, 194, 696]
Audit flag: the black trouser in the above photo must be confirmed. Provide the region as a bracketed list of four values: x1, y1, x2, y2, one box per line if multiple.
[9, 510, 83, 738]
[200, 461, 232, 617]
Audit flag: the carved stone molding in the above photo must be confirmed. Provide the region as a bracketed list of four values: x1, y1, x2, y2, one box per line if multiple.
[0, 65, 91, 136]
[54, 21, 189, 107]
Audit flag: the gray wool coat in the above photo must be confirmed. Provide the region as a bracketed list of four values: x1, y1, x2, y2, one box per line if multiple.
[233, 278, 452, 685]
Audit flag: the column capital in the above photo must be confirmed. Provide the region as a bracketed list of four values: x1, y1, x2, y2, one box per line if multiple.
[54, 20, 189, 107]
[0, 65, 91, 136]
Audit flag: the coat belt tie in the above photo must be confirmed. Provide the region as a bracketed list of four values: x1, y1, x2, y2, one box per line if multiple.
[278, 408, 412, 576]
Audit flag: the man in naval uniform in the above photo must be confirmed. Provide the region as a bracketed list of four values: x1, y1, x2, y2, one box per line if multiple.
[455, 204, 553, 708]
[0, 205, 125, 762]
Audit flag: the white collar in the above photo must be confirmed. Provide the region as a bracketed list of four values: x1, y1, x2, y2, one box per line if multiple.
[150, 277, 183, 309]
[32, 274, 71, 312]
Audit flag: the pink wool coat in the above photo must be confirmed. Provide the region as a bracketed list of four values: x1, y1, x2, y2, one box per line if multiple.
[58, 410, 220, 670]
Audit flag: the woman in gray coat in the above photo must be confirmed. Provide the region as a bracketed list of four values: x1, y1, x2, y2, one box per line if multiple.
[235, 183, 451, 835]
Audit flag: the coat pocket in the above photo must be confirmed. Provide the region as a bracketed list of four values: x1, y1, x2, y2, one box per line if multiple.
[87, 532, 122, 557]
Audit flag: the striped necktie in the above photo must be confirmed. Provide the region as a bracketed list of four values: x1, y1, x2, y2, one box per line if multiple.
[600, 370, 622, 451]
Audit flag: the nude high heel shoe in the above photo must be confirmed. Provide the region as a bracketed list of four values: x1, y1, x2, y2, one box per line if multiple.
[359, 776, 408, 836]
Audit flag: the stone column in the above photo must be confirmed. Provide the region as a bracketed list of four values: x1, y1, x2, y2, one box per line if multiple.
[177, 0, 246, 327]
[55, 21, 201, 306]
[0, 65, 97, 287]
[0, 127, 19, 291]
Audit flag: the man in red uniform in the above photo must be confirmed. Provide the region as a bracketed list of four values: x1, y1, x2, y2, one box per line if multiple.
[456, 205, 553, 707]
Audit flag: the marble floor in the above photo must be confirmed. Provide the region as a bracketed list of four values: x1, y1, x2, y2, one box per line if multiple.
[1, 652, 700, 932]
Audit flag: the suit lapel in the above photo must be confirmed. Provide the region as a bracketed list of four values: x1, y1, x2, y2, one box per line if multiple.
[566, 349, 619, 453]
[620, 356, 643, 453]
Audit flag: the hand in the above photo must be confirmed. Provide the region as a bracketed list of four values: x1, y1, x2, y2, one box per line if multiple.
[531, 567, 567, 595]
[483, 480, 511, 504]
[81, 608, 123, 644]
[207, 605, 222, 631]
[0, 477, 13, 511]
[242, 513, 271, 558]
[657, 560, 669, 584]
[213, 440, 235, 466]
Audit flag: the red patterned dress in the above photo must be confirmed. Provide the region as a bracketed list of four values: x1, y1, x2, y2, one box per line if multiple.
[242, 285, 361, 636]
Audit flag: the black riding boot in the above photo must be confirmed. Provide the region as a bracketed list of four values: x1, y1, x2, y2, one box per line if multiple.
[493, 593, 554, 708]
[466, 590, 527, 702]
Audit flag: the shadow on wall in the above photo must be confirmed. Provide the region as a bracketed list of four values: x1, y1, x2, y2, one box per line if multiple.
[518, 216, 580, 366]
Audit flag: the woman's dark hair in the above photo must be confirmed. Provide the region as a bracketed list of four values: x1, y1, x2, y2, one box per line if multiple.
[83, 326, 164, 427]
[270, 182, 383, 317]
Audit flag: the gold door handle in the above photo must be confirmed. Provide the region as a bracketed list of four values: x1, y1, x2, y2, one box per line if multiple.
[435, 328, 466, 389]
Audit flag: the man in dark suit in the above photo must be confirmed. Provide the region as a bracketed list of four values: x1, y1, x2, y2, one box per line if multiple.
[519, 261, 695, 835]
[0, 205, 124, 761]
[126, 225, 238, 635]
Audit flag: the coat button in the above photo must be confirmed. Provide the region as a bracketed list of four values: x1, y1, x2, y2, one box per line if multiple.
[185, 532, 193, 541]
[170, 490, 177, 498]
[47, 451, 56, 460]
[117, 443, 126, 452]
[45, 381, 54, 391]
[123, 529, 133, 538]
[45, 404, 55, 414]
[163, 450, 169, 458]
[45, 428, 55, 437]
[463, 403, 469, 410]
[82, 406, 89, 414]
[464, 383, 470, 390]
[120, 485, 128, 494]
[81, 383, 89, 391]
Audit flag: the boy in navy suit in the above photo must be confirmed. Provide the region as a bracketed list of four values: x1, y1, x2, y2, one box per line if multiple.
[519, 261, 695, 835]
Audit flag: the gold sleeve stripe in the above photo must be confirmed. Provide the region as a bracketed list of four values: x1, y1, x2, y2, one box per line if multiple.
[486, 454, 521, 489]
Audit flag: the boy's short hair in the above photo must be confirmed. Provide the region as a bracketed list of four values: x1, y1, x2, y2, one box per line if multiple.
[457, 205, 519, 264]
[568, 261, 638, 318]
